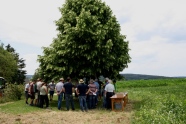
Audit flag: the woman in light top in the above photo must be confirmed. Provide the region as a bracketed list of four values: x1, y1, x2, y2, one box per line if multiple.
[40, 82, 49, 108]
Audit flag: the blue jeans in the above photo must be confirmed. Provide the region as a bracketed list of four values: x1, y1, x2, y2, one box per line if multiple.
[95, 91, 99, 105]
[78, 96, 88, 111]
[102, 95, 107, 108]
[89, 95, 96, 109]
[57, 93, 63, 110]
[65, 94, 75, 110]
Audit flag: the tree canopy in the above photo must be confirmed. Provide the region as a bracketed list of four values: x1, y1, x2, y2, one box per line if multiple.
[38, 0, 131, 81]
[0, 44, 17, 81]
[5, 44, 27, 84]
[0, 43, 26, 84]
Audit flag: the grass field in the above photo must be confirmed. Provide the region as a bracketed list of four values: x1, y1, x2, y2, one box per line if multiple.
[117, 78, 186, 124]
[0, 78, 186, 124]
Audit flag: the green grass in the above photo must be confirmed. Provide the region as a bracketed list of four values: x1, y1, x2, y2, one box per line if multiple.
[0, 94, 104, 114]
[117, 78, 186, 124]
[1, 78, 186, 123]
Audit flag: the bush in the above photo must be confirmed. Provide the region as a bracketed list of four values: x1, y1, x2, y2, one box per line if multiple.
[3, 84, 24, 101]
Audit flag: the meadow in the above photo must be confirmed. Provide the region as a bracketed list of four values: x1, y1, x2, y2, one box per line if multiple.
[117, 78, 186, 124]
[0, 78, 185, 124]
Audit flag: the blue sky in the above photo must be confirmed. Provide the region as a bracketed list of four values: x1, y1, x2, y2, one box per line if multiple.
[0, 0, 186, 77]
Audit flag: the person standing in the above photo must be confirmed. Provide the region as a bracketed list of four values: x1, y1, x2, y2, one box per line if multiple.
[28, 81, 35, 106]
[55, 78, 64, 110]
[40, 82, 49, 108]
[102, 77, 109, 108]
[48, 80, 55, 101]
[104, 80, 115, 109]
[98, 79, 103, 101]
[76, 79, 89, 112]
[63, 77, 75, 111]
[24, 81, 30, 104]
[88, 79, 97, 109]
[36, 78, 42, 107]
[94, 79, 99, 106]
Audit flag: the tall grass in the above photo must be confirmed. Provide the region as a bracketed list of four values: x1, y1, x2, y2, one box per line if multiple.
[117, 78, 186, 124]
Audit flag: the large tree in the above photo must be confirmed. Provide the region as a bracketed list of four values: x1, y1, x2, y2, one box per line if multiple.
[38, 0, 131, 80]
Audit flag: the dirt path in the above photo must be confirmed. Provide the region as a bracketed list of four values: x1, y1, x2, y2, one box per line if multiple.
[0, 101, 133, 124]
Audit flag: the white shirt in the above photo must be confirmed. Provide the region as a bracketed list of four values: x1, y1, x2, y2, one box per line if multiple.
[40, 85, 47, 95]
[37, 81, 42, 91]
[25, 83, 30, 91]
[55, 82, 64, 92]
[105, 83, 115, 92]
[48, 82, 55, 91]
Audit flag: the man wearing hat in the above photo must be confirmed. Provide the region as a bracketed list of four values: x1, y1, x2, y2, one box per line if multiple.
[55, 78, 64, 110]
[76, 79, 89, 112]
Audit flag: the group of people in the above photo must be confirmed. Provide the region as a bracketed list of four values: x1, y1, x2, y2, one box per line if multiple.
[24, 77, 116, 112]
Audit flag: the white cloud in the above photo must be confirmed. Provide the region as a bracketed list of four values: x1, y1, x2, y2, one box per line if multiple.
[0, 0, 64, 47]
[1, 0, 186, 76]
[22, 53, 39, 75]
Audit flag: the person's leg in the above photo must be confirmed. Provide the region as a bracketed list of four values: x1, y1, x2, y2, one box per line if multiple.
[45, 95, 49, 108]
[49, 91, 52, 101]
[65, 94, 70, 110]
[51, 91, 54, 101]
[83, 96, 88, 111]
[70, 95, 75, 110]
[63, 92, 65, 100]
[79, 96, 84, 111]
[92, 95, 96, 108]
[89, 95, 93, 109]
[25, 91, 28, 104]
[106, 92, 112, 109]
[37, 92, 41, 107]
[40, 95, 44, 108]
[58, 93, 62, 110]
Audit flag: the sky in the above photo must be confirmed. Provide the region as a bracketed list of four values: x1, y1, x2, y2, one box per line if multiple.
[0, 0, 186, 77]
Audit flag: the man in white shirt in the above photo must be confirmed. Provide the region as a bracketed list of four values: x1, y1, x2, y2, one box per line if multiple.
[55, 78, 64, 110]
[25, 81, 30, 104]
[104, 79, 115, 109]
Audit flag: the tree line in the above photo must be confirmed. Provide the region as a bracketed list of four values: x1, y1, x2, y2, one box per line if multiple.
[0, 43, 26, 84]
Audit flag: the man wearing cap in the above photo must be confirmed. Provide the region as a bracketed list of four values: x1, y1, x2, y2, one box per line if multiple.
[55, 78, 64, 110]
[76, 79, 89, 112]
[63, 77, 75, 111]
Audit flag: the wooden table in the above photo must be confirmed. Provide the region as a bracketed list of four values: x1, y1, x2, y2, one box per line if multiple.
[110, 92, 128, 111]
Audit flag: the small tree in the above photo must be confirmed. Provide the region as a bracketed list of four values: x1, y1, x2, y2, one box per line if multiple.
[38, 0, 131, 80]
[0, 45, 17, 81]
[5, 44, 27, 84]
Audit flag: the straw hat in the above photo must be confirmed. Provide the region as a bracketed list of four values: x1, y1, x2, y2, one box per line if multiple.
[79, 79, 84, 83]
[60, 78, 64, 81]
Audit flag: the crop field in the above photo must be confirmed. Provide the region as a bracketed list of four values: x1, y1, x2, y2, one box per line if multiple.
[0, 78, 185, 124]
[117, 78, 186, 124]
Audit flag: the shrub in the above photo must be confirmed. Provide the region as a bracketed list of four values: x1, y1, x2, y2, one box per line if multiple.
[3, 84, 24, 101]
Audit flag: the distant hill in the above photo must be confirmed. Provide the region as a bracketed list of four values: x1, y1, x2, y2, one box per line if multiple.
[25, 74, 185, 81]
[120, 73, 173, 80]
[26, 75, 33, 79]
